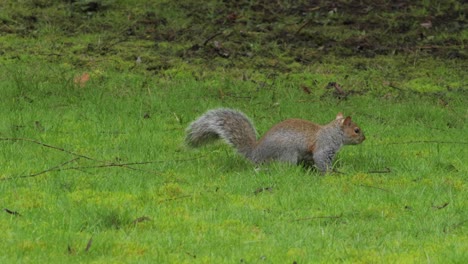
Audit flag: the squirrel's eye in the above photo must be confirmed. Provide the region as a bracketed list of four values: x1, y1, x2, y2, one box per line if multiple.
[354, 128, 360, 133]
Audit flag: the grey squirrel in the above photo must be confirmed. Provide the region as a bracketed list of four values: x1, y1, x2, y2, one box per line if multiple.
[186, 108, 365, 173]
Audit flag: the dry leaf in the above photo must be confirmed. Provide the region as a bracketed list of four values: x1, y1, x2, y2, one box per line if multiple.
[74, 72, 90, 87]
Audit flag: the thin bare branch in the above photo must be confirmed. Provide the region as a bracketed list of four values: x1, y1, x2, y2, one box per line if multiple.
[355, 184, 391, 192]
[293, 214, 342, 222]
[1, 157, 80, 181]
[131, 216, 151, 225]
[0, 137, 100, 161]
[84, 237, 93, 252]
[158, 195, 192, 204]
[0, 137, 209, 180]
[367, 167, 391, 174]
[4, 208, 21, 216]
[203, 32, 223, 46]
[385, 140, 468, 145]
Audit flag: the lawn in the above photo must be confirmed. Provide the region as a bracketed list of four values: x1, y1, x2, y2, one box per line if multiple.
[1, 0, 466, 263]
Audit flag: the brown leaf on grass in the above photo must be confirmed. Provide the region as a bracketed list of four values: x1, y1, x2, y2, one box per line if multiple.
[438, 98, 448, 107]
[326, 82, 347, 98]
[131, 216, 151, 225]
[226, 13, 239, 22]
[74, 72, 90, 87]
[301, 85, 311, 94]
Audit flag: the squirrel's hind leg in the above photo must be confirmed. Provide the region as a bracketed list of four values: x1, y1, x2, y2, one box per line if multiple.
[277, 151, 301, 165]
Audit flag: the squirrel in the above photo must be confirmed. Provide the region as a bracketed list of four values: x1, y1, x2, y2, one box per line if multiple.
[185, 108, 365, 173]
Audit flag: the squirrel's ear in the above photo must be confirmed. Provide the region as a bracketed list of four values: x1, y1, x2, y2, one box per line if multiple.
[336, 112, 344, 120]
[343, 116, 352, 126]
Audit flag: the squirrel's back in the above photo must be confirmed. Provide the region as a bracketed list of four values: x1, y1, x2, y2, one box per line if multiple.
[252, 119, 324, 164]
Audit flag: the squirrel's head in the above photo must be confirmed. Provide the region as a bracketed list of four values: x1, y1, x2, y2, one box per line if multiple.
[337, 113, 365, 145]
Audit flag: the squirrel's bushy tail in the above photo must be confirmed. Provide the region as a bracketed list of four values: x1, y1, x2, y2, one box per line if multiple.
[186, 108, 257, 159]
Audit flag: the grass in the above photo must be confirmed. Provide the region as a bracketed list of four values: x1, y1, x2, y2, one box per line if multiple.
[1, 0, 467, 263]
[1, 60, 466, 263]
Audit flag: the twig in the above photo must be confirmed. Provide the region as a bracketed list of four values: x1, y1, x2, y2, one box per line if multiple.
[293, 214, 342, 222]
[355, 184, 391, 192]
[294, 7, 321, 35]
[1, 137, 209, 180]
[326, 82, 346, 96]
[444, 219, 467, 233]
[4, 208, 21, 216]
[1, 157, 80, 181]
[385, 140, 468, 145]
[387, 83, 404, 91]
[0, 138, 100, 161]
[158, 195, 191, 204]
[295, 19, 312, 35]
[131, 216, 151, 225]
[67, 245, 75, 255]
[367, 167, 391, 174]
[432, 202, 449, 210]
[203, 32, 223, 46]
[417, 45, 463, 49]
[84, 237, 93, 252]
[1, 156, 210, 180]
[39, 155, 209, 173]
[63, 155, 209, 169]
[60, 163, 163, 175]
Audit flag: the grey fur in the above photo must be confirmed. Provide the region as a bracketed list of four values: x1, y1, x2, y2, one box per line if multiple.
[186, 108, 257, 159]
[186, 108, 365, 173]
[312, 123, 346, 172]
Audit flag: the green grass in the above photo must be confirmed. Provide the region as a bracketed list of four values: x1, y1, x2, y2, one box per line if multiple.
[0, 0, 467, 263]
[1, 59, 466, 263]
